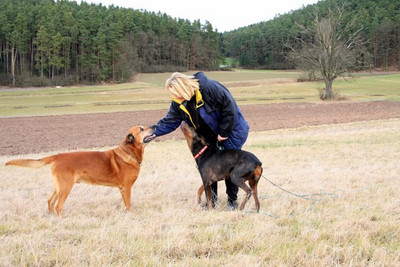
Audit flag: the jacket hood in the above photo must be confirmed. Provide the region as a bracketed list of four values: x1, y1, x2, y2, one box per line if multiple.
[194, 72, 207, 88]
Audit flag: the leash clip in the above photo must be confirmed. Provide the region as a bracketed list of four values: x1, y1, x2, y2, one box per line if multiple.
[216, 141, 225, 151]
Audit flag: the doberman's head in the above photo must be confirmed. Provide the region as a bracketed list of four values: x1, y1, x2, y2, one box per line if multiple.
[180, 121, 208, 155]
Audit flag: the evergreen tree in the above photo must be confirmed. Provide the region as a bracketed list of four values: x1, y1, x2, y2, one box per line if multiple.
[0, 0, 222, 86]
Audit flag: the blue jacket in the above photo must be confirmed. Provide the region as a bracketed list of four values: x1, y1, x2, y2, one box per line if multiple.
[154, 72, 249, 149]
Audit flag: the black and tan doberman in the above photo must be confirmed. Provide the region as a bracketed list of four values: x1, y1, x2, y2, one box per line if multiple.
[180, 121, 263, 212]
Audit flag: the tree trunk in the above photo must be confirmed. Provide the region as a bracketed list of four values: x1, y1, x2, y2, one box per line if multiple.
[324, 78, 333, 100]
[31, 40, 34, 74]
[76, 43, 80, 83]
[19, 52, 23, 74]
[11, 45, 17, 86]
[64, 46, 67, 78]
[6, 45, 9, 75]
[112, 50, 115, 82]
[40, 50, 44, 78]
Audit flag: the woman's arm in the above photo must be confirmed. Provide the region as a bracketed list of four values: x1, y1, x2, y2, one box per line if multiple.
[153, 103, 183, 137]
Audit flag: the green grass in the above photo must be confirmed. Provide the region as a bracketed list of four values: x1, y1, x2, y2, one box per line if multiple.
[0, 70, 399, 117]
[334, 74, 400, 101]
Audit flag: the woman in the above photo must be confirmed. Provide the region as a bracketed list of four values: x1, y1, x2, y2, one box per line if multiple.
[152, 72, 249, 209]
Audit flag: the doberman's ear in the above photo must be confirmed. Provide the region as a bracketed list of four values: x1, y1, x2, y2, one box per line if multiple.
[125, 133, 135, 144]
[199, 136, 208, 146]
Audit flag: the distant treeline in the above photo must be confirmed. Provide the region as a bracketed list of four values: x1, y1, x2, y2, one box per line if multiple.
[222, 0, 400, 70]
[0, 0, 220, 86]
[1, 0, 399, 86]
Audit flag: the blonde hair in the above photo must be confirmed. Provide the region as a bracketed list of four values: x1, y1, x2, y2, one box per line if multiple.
[165, 72, 199, 101]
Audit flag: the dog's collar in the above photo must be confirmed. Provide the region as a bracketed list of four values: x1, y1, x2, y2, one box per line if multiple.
[194, 145, 208, 160]
[114, 147, 141, 166]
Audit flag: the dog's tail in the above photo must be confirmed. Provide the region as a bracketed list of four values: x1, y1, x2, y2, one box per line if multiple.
[6, 155, 56, 169]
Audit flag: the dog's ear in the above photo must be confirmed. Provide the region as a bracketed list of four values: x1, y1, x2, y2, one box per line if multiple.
[125, 133, 135, 144]
[198, 136, 208, 146]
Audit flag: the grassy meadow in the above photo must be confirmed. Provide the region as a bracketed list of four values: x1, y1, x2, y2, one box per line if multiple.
[1, 119, 399, 265]
[0, 70, 399, 117]
[0, 70, 399, 265]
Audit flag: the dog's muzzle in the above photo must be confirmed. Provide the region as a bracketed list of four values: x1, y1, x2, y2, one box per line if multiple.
[143, 134, 156, 143]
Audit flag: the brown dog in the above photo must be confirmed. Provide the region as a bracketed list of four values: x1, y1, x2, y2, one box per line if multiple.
[6, 125, 155, 216]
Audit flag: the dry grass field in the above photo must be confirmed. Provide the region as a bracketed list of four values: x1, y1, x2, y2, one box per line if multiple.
[1, 118, 399, 266]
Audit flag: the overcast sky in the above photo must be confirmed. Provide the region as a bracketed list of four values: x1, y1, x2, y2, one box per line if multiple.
[82, 0, 321, 32]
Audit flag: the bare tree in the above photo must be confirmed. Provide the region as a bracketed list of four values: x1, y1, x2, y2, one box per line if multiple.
[289, 6, 369, 100]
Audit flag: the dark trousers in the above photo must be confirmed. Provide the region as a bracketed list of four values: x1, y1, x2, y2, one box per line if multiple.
[211, 178, 238, 204]
[210, 139, 245, 205]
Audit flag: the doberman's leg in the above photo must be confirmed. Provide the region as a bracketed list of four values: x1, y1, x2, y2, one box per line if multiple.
[230, 171, 253, 211]
[205, 185, 213, 210]
[250, 165, 263, 212]
[197, 185, 204, 205]
[249, 178, 260, 212]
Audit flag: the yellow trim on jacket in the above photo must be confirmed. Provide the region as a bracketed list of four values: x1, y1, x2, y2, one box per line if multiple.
[172, 90, 204, 129]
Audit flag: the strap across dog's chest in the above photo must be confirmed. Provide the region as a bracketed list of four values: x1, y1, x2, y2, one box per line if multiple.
[194, 145, 208, 160]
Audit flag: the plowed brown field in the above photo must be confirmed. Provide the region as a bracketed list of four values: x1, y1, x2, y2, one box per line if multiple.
[1, 101, 399, 155]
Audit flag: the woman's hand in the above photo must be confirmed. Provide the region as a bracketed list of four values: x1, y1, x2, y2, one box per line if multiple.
[217, 134, 228, 142]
